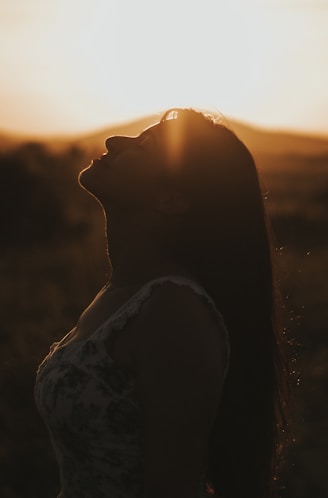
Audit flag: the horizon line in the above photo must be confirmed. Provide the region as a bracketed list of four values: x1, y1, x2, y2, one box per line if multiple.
[1, 113, 328, 142]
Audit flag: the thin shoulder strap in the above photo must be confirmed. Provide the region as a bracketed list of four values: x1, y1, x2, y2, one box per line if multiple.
[99, 274, 230, 378]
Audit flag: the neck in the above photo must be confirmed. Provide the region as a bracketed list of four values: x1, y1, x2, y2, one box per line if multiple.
[105, 216, 191, 289]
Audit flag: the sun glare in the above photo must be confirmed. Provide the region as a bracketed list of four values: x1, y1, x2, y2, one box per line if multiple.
[50, 1, 280, 127]
[1, 0, 328, 135]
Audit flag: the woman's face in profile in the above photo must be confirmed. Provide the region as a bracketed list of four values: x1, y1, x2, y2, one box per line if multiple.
[78, 122, 173, 210]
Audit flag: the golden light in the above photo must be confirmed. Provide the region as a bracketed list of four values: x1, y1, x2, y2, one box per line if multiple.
[1, 0, 328, 135]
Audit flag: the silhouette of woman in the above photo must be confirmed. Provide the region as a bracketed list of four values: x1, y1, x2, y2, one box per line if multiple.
[35, 108, 290, 498]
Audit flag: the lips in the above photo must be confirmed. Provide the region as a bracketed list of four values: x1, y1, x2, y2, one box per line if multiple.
[92, 154, 107, 165]
[91, 152, 113, 168]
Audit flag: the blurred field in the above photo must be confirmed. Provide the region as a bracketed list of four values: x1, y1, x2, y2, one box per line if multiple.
[0, 119, 327, 498]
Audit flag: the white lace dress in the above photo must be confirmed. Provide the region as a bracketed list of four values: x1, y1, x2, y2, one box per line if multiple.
[35, 275, 230, 498]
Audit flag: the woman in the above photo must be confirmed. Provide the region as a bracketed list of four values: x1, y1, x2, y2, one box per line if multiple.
[35, 108, 290, 498]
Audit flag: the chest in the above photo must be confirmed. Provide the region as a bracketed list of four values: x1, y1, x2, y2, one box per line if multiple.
[66, 285, 143, 374]
[35, 338, 144, 465]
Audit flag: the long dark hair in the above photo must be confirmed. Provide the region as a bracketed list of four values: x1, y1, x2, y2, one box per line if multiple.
[159, 109, 290, 498]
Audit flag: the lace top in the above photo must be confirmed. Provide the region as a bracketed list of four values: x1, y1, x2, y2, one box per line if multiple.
[35, 275, 230, 498]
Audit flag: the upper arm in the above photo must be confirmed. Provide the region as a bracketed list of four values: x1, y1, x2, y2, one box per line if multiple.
[133, 283, 227, 498]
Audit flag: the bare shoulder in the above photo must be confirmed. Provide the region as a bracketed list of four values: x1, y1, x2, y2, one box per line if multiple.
[135, 280, 228, 376]
[140, 279, 218, 322]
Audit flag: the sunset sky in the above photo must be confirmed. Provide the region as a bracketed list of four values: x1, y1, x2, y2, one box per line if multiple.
[1, 0, 328, 136]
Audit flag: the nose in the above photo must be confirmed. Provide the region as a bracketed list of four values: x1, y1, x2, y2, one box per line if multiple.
[105, 135, 134, 153]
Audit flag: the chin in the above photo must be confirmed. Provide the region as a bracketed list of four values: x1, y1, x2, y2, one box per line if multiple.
[78, 164, 90, 186]
[78, 165, 102, 201]
[78, 165, 91, 188]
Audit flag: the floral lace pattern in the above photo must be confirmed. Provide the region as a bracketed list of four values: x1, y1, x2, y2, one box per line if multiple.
[35, 275, 230, 498]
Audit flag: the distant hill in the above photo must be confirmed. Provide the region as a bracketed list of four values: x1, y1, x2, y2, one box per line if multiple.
[70, 114, 328, 159]
[0, 130, 29, 149]
[1, 114, 328, 158]
[225, 119, 328, 157]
